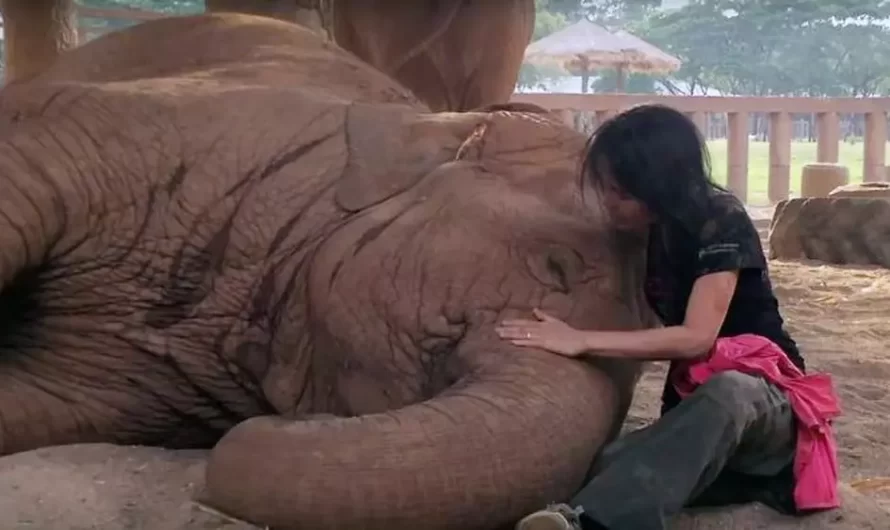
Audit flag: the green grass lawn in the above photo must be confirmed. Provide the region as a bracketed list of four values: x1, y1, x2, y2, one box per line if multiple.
[705, 140, 890, 205]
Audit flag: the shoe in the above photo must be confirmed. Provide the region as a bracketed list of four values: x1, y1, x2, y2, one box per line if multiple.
[515, 503, 584, 530]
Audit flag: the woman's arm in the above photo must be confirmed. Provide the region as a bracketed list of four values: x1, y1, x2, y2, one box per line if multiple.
[498, 198, 763, 361]
[496, 270, 738, 361]
[579, 270, 738, 360]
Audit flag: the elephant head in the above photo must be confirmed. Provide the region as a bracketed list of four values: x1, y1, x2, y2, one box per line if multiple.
[203, 108, 656, 530]
[0, 13, 657, 530]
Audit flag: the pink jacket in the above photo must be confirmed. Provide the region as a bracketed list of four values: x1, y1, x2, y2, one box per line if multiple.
[672, 333, 841, 511]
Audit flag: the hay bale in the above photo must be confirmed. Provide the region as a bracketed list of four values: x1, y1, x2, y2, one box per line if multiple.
[829, 182, 890, 199]
[800, 163, 849, 198]
[768, 197, 890, 268]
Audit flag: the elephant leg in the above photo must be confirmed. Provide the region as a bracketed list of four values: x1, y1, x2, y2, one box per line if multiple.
[0, 341, 245, 456]
[205, 0, 329, 37]
[445, 0, 536, 112]
[330, 0, 535, 112]
[0, 359, 113, 455]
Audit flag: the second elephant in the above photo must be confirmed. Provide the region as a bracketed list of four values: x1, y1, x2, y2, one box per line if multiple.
[331, 0, 536, 111]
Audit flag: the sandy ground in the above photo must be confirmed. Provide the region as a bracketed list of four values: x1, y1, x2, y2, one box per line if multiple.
[0, 257, 888, 529]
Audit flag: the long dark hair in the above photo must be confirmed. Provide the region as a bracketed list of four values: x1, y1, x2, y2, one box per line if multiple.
[581, 104, 727, 237]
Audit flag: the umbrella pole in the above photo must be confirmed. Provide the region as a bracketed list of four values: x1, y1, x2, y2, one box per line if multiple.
[615, 64, 627, 93]
[579, 56, 590, 94]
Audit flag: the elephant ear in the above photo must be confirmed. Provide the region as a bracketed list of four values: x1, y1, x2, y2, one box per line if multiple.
[335, 103, 450, 212]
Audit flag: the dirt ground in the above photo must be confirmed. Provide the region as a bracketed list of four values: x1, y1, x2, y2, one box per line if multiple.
[0, 258, 888, 530]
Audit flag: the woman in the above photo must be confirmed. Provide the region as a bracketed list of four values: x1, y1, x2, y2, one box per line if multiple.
[496, 104, 837, 530]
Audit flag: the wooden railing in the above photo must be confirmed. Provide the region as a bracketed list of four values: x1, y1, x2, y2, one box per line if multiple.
[512, 93, 890, 204]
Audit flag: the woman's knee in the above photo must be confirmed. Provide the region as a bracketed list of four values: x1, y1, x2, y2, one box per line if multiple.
[696, 371, 768, 409]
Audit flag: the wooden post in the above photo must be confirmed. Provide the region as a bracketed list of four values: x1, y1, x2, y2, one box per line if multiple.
[688, 111, 707, 139]
[768, 112, 792, 202]
[0, 0, 78, 82]
[726, 112, 749, 202]
[863, 111, 888, 182]
[595, 110, 617, 128]
[816, 112, 840, 163]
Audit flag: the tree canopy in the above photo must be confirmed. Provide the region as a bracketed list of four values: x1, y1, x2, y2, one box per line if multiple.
[522, 0, 890, 97]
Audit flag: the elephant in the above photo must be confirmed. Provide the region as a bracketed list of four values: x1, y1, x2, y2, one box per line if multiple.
[0, 12, 657, 530]
[200, 0, 537, 112]
[1, 1, 534, 114]
[329, 0, 536, 112]
[205, 0, 330, 34]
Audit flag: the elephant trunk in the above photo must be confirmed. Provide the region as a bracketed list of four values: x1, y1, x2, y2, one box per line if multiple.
[203, 349, 638, 530]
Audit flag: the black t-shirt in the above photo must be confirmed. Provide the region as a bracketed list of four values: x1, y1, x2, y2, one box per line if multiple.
[644, 191, 806, 415]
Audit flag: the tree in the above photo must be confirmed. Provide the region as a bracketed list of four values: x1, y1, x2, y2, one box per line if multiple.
[787, 20, 890, 97]
[639, 0, 890, 97]
[546, 0, 661, 24]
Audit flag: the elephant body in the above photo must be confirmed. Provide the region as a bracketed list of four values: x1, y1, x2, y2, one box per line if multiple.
[0, 14, 655, 530]
[205, 0, 329, 34]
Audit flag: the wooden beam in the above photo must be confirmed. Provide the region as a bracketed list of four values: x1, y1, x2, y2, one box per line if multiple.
[512, 93, 890, 115]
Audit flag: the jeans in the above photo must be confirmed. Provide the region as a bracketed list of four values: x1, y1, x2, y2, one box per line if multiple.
[571, 370, 797, 530]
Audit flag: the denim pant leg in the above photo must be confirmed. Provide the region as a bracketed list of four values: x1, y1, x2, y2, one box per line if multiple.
[569, 370, 796, 530]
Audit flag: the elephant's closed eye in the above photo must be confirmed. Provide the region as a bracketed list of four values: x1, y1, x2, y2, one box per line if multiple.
[526, 246, 586, 294]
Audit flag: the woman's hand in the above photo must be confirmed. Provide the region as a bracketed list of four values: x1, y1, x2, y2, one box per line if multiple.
[495, 308, 590, 357]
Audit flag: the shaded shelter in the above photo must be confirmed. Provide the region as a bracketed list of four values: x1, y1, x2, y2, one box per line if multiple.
[524, 18, 681, 92]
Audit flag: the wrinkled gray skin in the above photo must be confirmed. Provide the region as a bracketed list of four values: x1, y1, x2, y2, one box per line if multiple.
[0, 13, 656, 530]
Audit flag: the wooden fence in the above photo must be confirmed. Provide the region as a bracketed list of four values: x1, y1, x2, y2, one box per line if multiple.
[512, 93, 890, 204]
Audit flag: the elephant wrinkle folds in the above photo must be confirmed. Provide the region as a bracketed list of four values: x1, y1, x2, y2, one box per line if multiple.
[0, 13, 655, 530]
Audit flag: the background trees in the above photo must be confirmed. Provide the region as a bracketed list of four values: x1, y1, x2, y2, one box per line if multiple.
[521, 0, 890, 97]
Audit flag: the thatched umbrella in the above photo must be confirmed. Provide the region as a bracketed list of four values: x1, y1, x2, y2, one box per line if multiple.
[524, 18, 681, 92]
